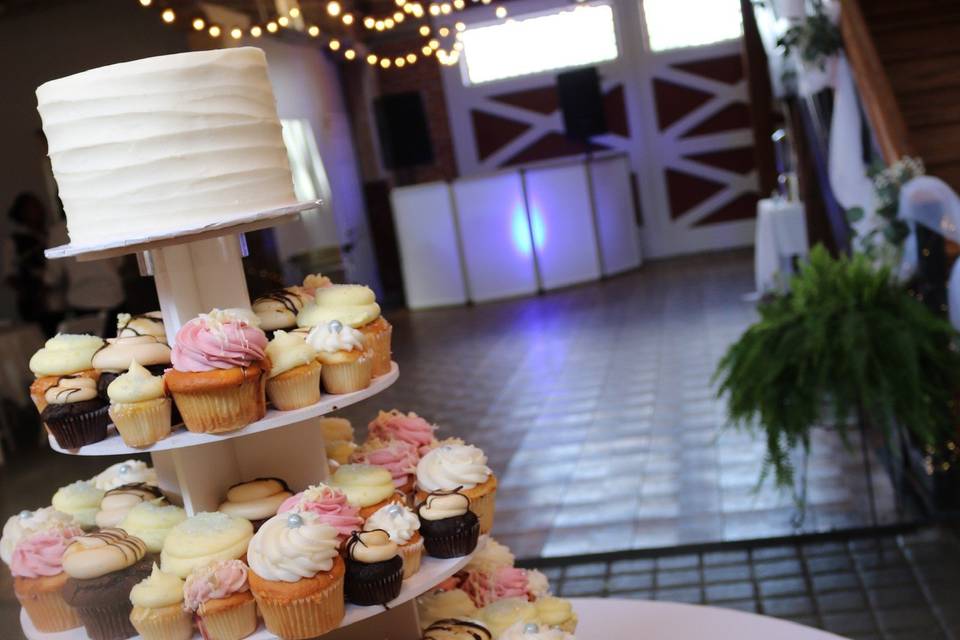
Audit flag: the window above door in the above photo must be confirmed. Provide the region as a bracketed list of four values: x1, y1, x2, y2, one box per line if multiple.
[642, 0, 743, 52]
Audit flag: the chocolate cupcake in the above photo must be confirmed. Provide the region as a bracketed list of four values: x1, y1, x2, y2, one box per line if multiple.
[344, 530, 404, 606]
[423, 619, 493, 640]
[62, 529, 153, 640]
[417, 491, 480, 559]
[40, 377, 110, 449]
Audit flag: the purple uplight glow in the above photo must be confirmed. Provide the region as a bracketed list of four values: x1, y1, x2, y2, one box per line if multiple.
[511, 202, 547, 255]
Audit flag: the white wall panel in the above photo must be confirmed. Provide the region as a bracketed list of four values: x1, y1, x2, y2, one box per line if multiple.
[589, 156, 642, 275]
[391, 183, 468, 309]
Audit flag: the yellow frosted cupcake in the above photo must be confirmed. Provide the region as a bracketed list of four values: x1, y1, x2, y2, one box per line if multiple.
[306, 321, 373, 394]
[28, 334, 104, 414]
[299, 284, 392, 377]
[184, 559, 257, 640]
[330, 463, 402, 519]
[265, 330, 321, 410]
[479, 597, 538, 637]
[535, 596, 579, 634]
[416, 444, 498, 534]
[417, 588, 478, 629]
[319, 417, 356, 467]
[129, 564, 193, 640]
[51, 481, 104, 530]
[107, 360, 173, 448]
[160, 512, 253, 578]
[248, 511, 345, 639]
[118, 501, 187, 554]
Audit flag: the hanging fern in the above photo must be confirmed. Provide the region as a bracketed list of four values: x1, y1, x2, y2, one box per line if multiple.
[714, 246, 960, 486]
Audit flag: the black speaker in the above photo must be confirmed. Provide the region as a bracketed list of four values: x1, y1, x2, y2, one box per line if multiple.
[557, 67, 607, 140]
[374, 92, 434, 169]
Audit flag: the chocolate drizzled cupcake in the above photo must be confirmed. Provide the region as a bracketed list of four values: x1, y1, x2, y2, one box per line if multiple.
[423, 619, 494, 640]
[95, 483, 164, 529]
[62, 528, 153, 640]
[253, 289, 312, 337]
[344, 530, 404, 606]
[40, 376, 110, 449]
[417, 490, 480, 558]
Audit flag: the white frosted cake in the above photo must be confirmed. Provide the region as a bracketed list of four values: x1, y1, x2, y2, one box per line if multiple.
[36, 47, 298, 246]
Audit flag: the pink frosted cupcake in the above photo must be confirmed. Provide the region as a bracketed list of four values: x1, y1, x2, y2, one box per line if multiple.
[277, 484, 362, 546]
[352, 438, 419, 497]
[12, 528, 84, 632]
[367, 410, 437, 455]
[462, 566, 549, 608]
[183, 559, 257, 640]
[165, 310, 269, 434]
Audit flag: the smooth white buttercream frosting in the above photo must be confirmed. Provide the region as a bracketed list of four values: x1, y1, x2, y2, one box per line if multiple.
[416, 444, 492, 492]
[247, 511, 339, 582]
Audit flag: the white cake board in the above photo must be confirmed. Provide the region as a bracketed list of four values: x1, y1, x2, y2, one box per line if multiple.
[44, 200, 322, 262]
[20, 552, 473, 640]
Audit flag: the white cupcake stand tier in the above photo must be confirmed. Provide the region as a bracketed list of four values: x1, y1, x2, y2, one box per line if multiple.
[34, 204, 471, 640]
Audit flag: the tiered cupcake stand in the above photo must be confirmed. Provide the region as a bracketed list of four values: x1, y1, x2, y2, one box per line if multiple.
[27, 203, 473, 640]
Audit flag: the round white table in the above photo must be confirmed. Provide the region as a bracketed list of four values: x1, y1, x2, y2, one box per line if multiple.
[572, 598, 847, 639]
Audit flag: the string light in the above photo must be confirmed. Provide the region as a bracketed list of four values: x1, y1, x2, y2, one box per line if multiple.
[429, 4, 440, 15]
[138, 0, 151, 6]
[495, 6, 507, 17]
[278, 15, 290, 27]
[393, 12, 404, 22]
[455, 21, 465, 31]
[380, 58, 391, 68]
[419, 25, 430, 35]
[406, 53, 417, 63]
[250, 25, 262, 37]
[266, 21, 278, 32]
[327, 1, 342, 16]
[441, 3, 452, 14]
[429, 39, 440, 49]
[453, 0, 465, 8]
[230, 27, 243, 39]
[208, 24, 221, 37]
[375, 20, 385, 30]
[395, 57, 405, 67]
[439, 26, 449, 36]
[384, 18, 395, 28]
[289, 7, 301, 18]
[192, 17, 205, 30]
[367, 53, 378, 64]
[422, 45, 432, 55]
[308, 25, 320, 36]
[345, 49, 356, 60]
[329, 38, 341, 50]
[161, 8, 175, 22]
[342, 13, 354, 25]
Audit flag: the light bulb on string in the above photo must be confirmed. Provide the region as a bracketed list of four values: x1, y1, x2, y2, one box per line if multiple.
[495, 6, 507, 17]
[380, 58, 391, 68]
[394, 12, 404, 22]
[250, 25, 263, 36]
[375, 20, 385, 30]
[138, 0, 151, 6]
[419, 25, 430, 35]
[455, 21, 465, 31]
[208, 24, 222, 37]
[367, 53, 378, 64]
[439, 26, 449, 36]
[453, 0, 464, 8]
[396, 0, 406, 5]
[192, 17, 206, 30]
[422, 45, 432, 55]
[384, 18, 395, 28]
[440, 3, 451, 14]
[364, 16, 375, 28]
[230, 27, 243, 39]
[429, 4, 440, 15]
[289, 7, 301, 18]
[455, 31, 463, 40]
[161, 8, 175, 22]
[308, 25, 321, 36]
[266, 21, 278, 32]
[278, 15, 290, 27]
[406, 53, 417, 63]
[453, 41, 463, 50]
[329, 38, 341, 50]
[345, 49, 356, 59]
[395, 57, 405, 67]
[327, 1, 342, 16]
[429, 38, 439, 49]
[342, 13, 354, 25]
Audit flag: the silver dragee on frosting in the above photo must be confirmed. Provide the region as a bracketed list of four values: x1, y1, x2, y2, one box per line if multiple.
[246, 510, 339, 582]
[35, 47, 297, 246]
[416, 444, 492, 492]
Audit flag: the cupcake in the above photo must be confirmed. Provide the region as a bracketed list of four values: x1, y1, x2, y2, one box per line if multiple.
[28, 334, 104, 413]
[344, 529, 403, 605]
[92, 333, 172, 398]
[116, 312, 167, 341]
[183, 559, 257, 640]
[95, 483, 164, 529]
[107, 361, 173, 447]
[368, 409, 438, 455]
[277, 483, 362, 545]
[416, 444, 498, 534]
[51, 481, 104, 530]
[501, 621, 575, 639]
[417, 491, 480, 559]
[1, 507, 78, 566]
[92, 459, 158, 490]
[327, 440, 357, 469]
[305, 320, 373, 394]
[247, 511, 345, 639]
[417, 589, 479, 629]
[118, 501, 187, 554]
[253, 288, 313, 335]
[11, 527, 84, 632]
[41, 376, 110, 449]
[352, 438, 419, 497]
[534, 597, 578, 634]
[265, 330, 321, 410]
[465, 536, 515, 575]
[462, 566, 539, 607]
[218, 478, 293, 530]
[301, 273, 333, 295]
[319, 417, 357, 466]
[363, 503, 422, 578]
[423, 619, 493, 640]
[299, 284, 392, 377]
[129, 563, 192, 640]
[160, 512, 253, 578]
[62, 529, 153, 640]
[478, 597, 539, 638]
[330, 463, 403, 518]
[165, 309, 269, 434]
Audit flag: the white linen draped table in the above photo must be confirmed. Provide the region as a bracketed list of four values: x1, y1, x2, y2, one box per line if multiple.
[755, 198, 809, 293]
[572, 598, 847, 639]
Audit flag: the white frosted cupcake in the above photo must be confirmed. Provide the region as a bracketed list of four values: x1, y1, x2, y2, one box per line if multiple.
[416, 444, 498, 534]
[306, 320, 373, 394]
[91, 459, 158, 490]
[107, 360, 173, 448]
[363, 503, 423, 578]
[265, 330, 321, 410]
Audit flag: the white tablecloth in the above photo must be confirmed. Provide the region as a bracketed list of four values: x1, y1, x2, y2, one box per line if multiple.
[573, 598, 845, 639]
[755, 198, 809, 293]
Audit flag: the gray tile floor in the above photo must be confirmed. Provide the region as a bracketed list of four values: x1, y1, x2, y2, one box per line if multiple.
[527, 526, 960, 640]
